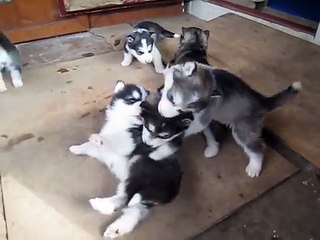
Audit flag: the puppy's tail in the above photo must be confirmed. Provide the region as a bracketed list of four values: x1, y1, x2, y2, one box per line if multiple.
[161, 29, 180, 38]
[263, 82, 301, 111]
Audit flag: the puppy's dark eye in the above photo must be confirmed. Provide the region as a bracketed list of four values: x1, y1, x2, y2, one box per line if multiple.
[127, 98, 137, 104]
[159, 134, 171, 139]
[167, 92, 174, 105]
[137, 50, 144, 55]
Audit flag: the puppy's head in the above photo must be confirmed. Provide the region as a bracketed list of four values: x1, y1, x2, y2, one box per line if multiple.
[108, 80, 149, 123]
[140, 93, 193, 148]
[180, 27, 210, 49]
[158, 62, 218, 117]
[126, 29, 156, 64]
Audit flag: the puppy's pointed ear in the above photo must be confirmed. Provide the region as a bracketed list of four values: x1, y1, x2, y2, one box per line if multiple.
[182, 27, 186, 34]
[149, 31, 156, 40]
[204, 30, 210, 39]
[183, 61, 197, 76]
[127, 35, 134, 43]
[114, 80, 125, 93]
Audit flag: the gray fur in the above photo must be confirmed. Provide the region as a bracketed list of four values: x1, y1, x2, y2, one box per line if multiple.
[121, 21, 179, 73]
[159, 61, 301, 177]
[0, 32, 23, 91]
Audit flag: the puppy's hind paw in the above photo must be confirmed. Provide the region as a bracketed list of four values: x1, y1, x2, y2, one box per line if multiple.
[104, 218, 134, 239]
[89, 134, 104, 147]
[69, 145, 82, 155]
[246, 162, 262, 178]
[89, 198, 116, 215]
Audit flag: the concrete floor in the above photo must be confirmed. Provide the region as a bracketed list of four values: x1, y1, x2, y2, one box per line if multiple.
[1, 14, 319, 240]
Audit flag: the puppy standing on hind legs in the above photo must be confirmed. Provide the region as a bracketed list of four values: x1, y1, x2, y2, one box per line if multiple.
[0, 32, 23, 92]
[121, 21, 180, 73]
[159, 61, 302, 177]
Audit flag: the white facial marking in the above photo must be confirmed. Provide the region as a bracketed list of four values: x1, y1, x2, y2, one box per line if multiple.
[183, 61, 196, 76]
[132, 90, 140, 99]
[158, 68, 180, 117]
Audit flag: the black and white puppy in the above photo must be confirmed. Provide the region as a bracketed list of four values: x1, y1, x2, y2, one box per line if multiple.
[0, 32, 23, 92]
[121, 21, 179, 73]
[140, 92, 194, 160]
[158, 61, 302, 177]
[69, 81, 191, 239]
[169, 26, 210, 66]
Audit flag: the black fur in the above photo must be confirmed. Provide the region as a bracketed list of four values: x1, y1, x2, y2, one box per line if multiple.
[133, 21, 178, 40]
[0, 32, 21, 72]
[125, 155, 182, 208]
[125, 30, 155, 54]
[110, 82, 148, 107]
[170, 27, 210, 66]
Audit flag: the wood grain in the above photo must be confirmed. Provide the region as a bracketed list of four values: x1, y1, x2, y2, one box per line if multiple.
[89, 3, 183, 27]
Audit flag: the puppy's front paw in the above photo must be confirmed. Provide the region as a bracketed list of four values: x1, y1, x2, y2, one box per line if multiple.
[89, 134, 103, 147]
[12, 79, 23, 88]
[121, 60, 131, 67]
[204, 145, 219, 158]
[0, 86, 7, 92]
[155, 67, 165, 74]
[89, 198, 115, 215]
[69, 145, 82, 155]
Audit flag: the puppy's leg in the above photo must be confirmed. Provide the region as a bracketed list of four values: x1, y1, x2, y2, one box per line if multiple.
[0, 72, 7, 92]
[232, 121, 264, 178]
[203, 127, 219, 158]
[69, 141, 101, 159]
[104, 193, 149, 239]
[152, 46, 164, 74]
[203, 120, 225, 158]
[90, 182, 127, 215]
[121, 49, 133, 66]
[10, 67, 23, 88]
[149, 143, 177, 160]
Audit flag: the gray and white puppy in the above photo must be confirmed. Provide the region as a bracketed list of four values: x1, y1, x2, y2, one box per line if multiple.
[159, 61, 301, 177]
[0, 32, 23, 92]
[164, 27, 226, 159]
[121, 21, 179, 73]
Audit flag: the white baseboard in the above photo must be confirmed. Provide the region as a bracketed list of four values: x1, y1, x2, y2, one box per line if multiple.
[186, 0, 319, 46]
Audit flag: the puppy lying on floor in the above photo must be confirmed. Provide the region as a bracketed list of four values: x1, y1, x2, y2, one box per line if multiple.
[121, 21, 180, 73]
[69, 81, 193, 238]
[158, 61, 301, 178]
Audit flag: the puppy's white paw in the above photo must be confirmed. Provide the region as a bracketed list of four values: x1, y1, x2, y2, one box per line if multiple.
[89, 134, 103, 147]
[121, 60, 131, 66]
[12, 79, 23, 88]
[89, 198, 115, 215]
[204, 145, 219, 158]
[155, 67, 164, 74]
[69, 145, 82, 155]
[0, 86, 7, 92]
[104, 219, 134, 239]
[246, 162, 262, 178]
